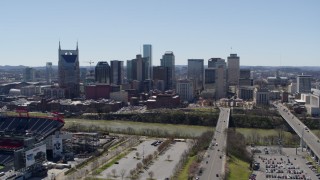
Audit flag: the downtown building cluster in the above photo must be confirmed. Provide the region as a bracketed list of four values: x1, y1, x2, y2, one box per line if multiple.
[1, 42, 319, 115]
[52, 42, 247, 105]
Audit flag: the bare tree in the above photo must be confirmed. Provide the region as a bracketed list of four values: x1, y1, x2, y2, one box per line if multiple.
[91, 160, 98, 170]
[136, 151, 140, 159]
[129, 169, 135, 179]
[120, 169, 126, 180]
[148, 171, 154, 179]
[153, 151, 158, 158]
[111, 169, 117, 178]
[136, 162, 143, 172]
[167, 154, 171, 161]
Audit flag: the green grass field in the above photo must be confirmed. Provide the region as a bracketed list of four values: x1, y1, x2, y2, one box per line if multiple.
[64, 118, 213, 137]
[227, 156, 251, 180]
[236, 128, 300, 146]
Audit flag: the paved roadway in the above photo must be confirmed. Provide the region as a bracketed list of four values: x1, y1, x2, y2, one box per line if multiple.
[200, 107, 230, 180]
[274, 102, 320, 162]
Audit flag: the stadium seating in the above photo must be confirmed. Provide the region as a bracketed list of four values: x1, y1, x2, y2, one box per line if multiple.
[0, 154, 14, 166]
[0, 117, 64, 140]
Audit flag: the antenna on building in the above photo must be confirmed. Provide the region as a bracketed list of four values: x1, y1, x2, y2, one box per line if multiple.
[231, 47, 232, 54]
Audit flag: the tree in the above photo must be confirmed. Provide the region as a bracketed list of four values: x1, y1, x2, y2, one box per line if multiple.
[167, 154, 171, 161]
[120, 169, 126, 180]
[148, 171, 154, 180]
[129, 169, 135, 179]
[153, 151, 158, 158]
[136, 162, 143, 172]
[135, 152, 140, 159]
[111, 169, 117, 178]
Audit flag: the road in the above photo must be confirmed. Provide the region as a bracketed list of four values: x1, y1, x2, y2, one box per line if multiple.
[200, 107, 230, 180]
[274, 102, 320, 162]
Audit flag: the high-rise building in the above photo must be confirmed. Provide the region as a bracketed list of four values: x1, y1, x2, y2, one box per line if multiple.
[240, 69, 251, 79]
[95, 61, 111, 84]
[188, 59, 204, 91]
[227, 54, 240, 86]
[127, 54, 148, 82]
[126, 60, 133, 82]
[58, 41, 80, 98]
[160, 51, 175, 89]
[297, 74, 312, 93]
[23, 67, 35, 82]
[205, 58, 227, 99]
[153, 66, 170, 91]
[46, 62, 53, 84]
[176, 79, 194, 102]
[143, 44, 152, 79]
[204, 68, 215, 90]
[208, 58, 227, 69]
[254, 88, 270, 105]
[239, 69, 253, 86]
[215, 66, 227, 99]
[110, 60, 124, 85]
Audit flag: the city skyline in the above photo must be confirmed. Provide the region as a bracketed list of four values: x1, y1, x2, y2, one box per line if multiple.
[1, 0, 319, 66]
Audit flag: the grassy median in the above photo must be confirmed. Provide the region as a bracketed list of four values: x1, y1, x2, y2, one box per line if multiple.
[177, 155, 197, 180]
[227, 155, 251, 180]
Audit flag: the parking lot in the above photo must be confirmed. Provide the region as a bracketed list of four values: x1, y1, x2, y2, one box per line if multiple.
[139, 141, 189, 179]
[99, 139, 159, 178]
[97, 139, 189, 179]
[251, 146, 319, 180]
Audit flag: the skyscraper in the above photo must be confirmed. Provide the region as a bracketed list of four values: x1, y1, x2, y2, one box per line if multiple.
[110, 60, 124, 85]
[208, 58, 227, 69]
[160, 51, 175, 89]
[188, 59, 204, 91]
[95, 61, 111, 84]
[297, 74, 312, 93]
[239, 69, 253, 86]
[227, 54, 240, 86]
[143, 44, 152, 79]
[126, 54, 148, 82]
[23, 67, 35, 82]
[204, 68, 215, 90]
[205, 58, 227, 99]
[46, 62, 53, 84]
[153, 66, 170, 91]
[126, 60, 133, 82]
[215, 66, 227, 99]
[58, 41, 80, 98]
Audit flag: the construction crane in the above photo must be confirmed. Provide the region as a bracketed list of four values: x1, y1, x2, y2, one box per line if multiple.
[83, 60, 95, 69]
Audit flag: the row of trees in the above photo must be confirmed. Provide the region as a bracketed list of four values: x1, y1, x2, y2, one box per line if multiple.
[81, 110, 220, 126]
[226, 128, 252, 162]
[128, 139, 173, 179]
[171, 131, 213, 179]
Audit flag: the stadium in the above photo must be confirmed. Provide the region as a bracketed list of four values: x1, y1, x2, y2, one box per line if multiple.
[0, 110, 64, 179]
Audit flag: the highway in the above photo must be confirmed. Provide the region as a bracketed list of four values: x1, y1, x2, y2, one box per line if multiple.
[200, 107, 230, 180]
[274, 102, 320, 162]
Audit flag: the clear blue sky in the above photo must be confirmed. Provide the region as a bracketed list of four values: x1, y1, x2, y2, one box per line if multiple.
[0, 0, 319, 66]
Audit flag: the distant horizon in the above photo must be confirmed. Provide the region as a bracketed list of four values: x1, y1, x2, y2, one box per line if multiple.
[1, 64, 320, 68]
[1, 1, 319, 66]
